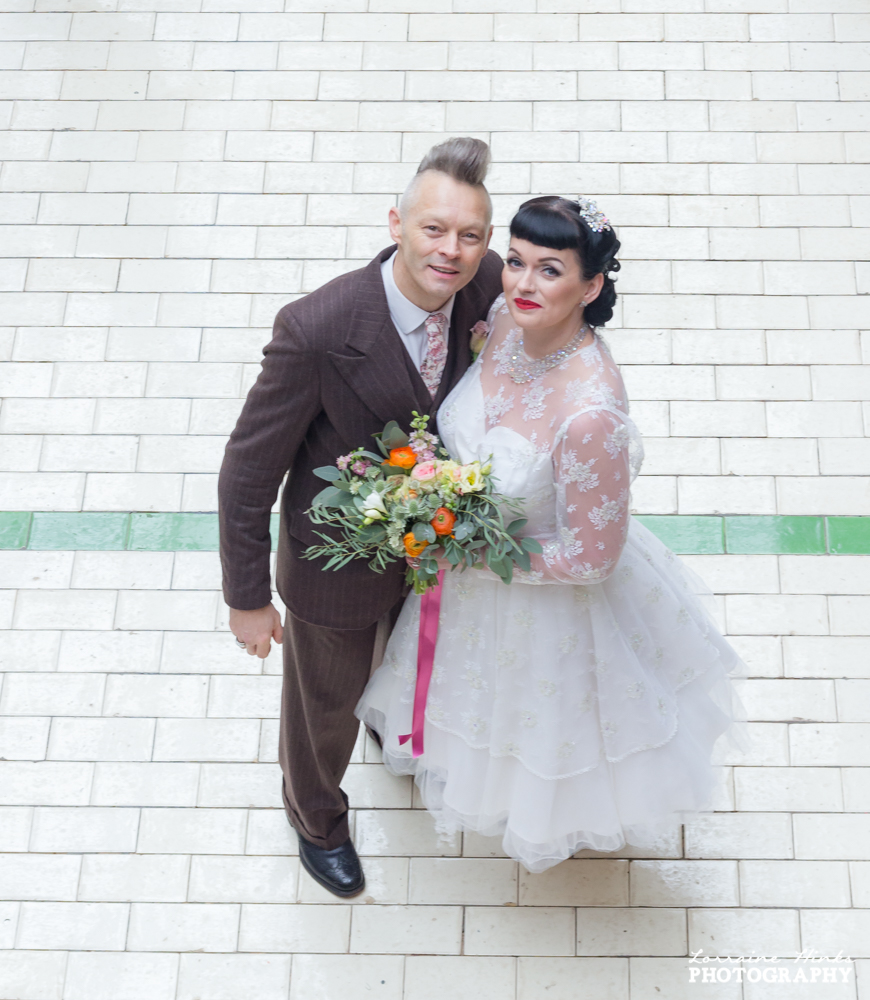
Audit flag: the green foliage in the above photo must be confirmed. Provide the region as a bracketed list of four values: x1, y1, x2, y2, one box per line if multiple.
[303, 415, 540, 593]
[374, 420, 410, 457]
[412, 522, 437, 544]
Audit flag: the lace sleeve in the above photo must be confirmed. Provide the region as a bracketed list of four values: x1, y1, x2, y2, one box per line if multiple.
[529, 408, 632, 584]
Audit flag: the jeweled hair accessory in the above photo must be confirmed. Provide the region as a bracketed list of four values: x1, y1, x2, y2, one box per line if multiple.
[574, 196, 611, 233]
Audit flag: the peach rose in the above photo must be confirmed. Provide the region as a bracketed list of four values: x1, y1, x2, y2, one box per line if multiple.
[411, 461, 437, 482]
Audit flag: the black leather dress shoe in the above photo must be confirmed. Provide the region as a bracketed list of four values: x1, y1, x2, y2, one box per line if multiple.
[365, 723, 384, 749]
[297, 834, 365, 898]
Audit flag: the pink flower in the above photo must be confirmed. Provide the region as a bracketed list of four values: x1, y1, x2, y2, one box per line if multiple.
[409, 429, 438, 456]
[351, 459, 370, 476]
[470, 320, 489, 356]
[411, 461, 437, 482]
[336, 455, 351, 470]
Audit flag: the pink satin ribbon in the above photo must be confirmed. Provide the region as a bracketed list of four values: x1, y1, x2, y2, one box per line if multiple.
[399, 569, 445, 758]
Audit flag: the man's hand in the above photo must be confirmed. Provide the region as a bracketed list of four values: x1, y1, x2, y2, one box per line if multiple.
[229, 603, 283, 659]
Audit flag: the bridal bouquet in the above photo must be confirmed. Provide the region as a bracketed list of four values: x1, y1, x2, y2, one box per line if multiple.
[303, 412, 541, 594]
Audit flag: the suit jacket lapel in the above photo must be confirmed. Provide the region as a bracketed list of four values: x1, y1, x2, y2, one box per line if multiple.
[329, 245, 487, 427]
[328, 247, 428, 428]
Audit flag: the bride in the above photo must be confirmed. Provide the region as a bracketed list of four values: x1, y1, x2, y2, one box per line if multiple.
[356, 195, 749, 873]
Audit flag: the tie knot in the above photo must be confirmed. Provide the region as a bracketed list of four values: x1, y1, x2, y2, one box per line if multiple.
[425, 312, 447, 335]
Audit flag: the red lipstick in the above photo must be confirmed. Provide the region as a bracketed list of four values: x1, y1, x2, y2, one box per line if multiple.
[514, 298, 542, 310]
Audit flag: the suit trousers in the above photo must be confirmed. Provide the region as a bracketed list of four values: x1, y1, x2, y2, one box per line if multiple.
[278, 595, 405, 850]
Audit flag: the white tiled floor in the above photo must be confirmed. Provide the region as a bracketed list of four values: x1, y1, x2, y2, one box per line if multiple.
[1, 556, 869, 997]
[2, 0, 870, 994]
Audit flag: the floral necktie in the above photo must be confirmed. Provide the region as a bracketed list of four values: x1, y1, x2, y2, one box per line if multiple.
[420, 311, 448, 397]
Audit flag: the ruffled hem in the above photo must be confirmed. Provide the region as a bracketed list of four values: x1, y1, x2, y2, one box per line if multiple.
[359, 663, 748, 873]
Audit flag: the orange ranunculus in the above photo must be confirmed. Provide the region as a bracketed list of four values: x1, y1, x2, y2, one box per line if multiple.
[430, 507, 456, 537]
[388, 446, 417, 469]
[403, 532, 429, 557]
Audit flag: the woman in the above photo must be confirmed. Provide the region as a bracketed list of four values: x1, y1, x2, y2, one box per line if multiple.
[356, 195, 749, 873]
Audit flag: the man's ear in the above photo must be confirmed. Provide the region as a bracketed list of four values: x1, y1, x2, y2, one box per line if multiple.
[484, 224, 494, 250]
[388, 206, 402, 245]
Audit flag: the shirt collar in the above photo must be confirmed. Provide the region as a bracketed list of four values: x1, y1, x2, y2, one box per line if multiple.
[381, 252, 455, 336]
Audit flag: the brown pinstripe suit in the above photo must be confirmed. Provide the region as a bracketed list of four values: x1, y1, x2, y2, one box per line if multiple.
[218, 245, 503, 848]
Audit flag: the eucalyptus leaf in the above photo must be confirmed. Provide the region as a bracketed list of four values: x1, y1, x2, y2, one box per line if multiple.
[412, 522, 437, 544]
[514, 551, 531, 572]
[521, 537, 544, 554]
[358, 523, 386, 543]
[311, 485, 343, 507]
[381, 421, 410, 449]
[487, 554, 511, 583]
[507, 518, 528, 535]
[313, 465, 342, 482]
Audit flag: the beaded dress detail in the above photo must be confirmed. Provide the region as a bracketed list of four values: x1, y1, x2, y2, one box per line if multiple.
[356, 293, 750, 873]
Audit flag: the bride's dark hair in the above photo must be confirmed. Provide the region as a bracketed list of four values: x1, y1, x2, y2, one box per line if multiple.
[509, 196, 621, 328]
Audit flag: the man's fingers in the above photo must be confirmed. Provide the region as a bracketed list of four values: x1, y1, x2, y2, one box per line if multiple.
[234, 616, 281, 658]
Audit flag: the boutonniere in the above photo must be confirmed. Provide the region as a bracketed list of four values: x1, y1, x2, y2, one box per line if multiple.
[470, 320, 489, 360]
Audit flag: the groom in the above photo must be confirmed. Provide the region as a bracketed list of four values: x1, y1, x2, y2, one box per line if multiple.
[219, 137, 503, 897]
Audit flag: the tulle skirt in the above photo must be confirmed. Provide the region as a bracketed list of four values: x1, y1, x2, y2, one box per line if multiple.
[355, 518, 751, 873]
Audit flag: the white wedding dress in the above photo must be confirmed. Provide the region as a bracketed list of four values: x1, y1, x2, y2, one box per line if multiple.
[356, 294, 750, 873]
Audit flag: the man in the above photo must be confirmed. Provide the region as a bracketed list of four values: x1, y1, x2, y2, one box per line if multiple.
[218, 137, 503, 897]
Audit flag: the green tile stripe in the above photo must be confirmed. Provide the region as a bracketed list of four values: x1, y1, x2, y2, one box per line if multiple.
[0, 512, 868, 555]
[2, 512, 281, 552]
[635, 515, 724, 554]
[827, 517, 870, 555]
[723, 515, 826, 555]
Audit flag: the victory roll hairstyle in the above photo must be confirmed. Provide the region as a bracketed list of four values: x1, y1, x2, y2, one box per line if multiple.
[399, 137, 493, 219]
[509, 195, 621, 329]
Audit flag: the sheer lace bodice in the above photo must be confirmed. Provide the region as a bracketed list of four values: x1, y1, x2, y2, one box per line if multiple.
[438, 293, 644, 584]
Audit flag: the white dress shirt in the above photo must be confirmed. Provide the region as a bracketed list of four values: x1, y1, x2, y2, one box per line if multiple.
[381, 254, 455, 373]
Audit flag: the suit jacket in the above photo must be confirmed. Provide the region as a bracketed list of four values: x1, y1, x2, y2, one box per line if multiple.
[218, 244, 504, 630]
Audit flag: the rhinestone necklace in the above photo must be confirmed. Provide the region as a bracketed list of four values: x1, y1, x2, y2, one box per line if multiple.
[505, 324, 592, 384]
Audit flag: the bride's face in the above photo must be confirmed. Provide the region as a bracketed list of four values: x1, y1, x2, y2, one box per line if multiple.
[502, 238, 603, 334]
